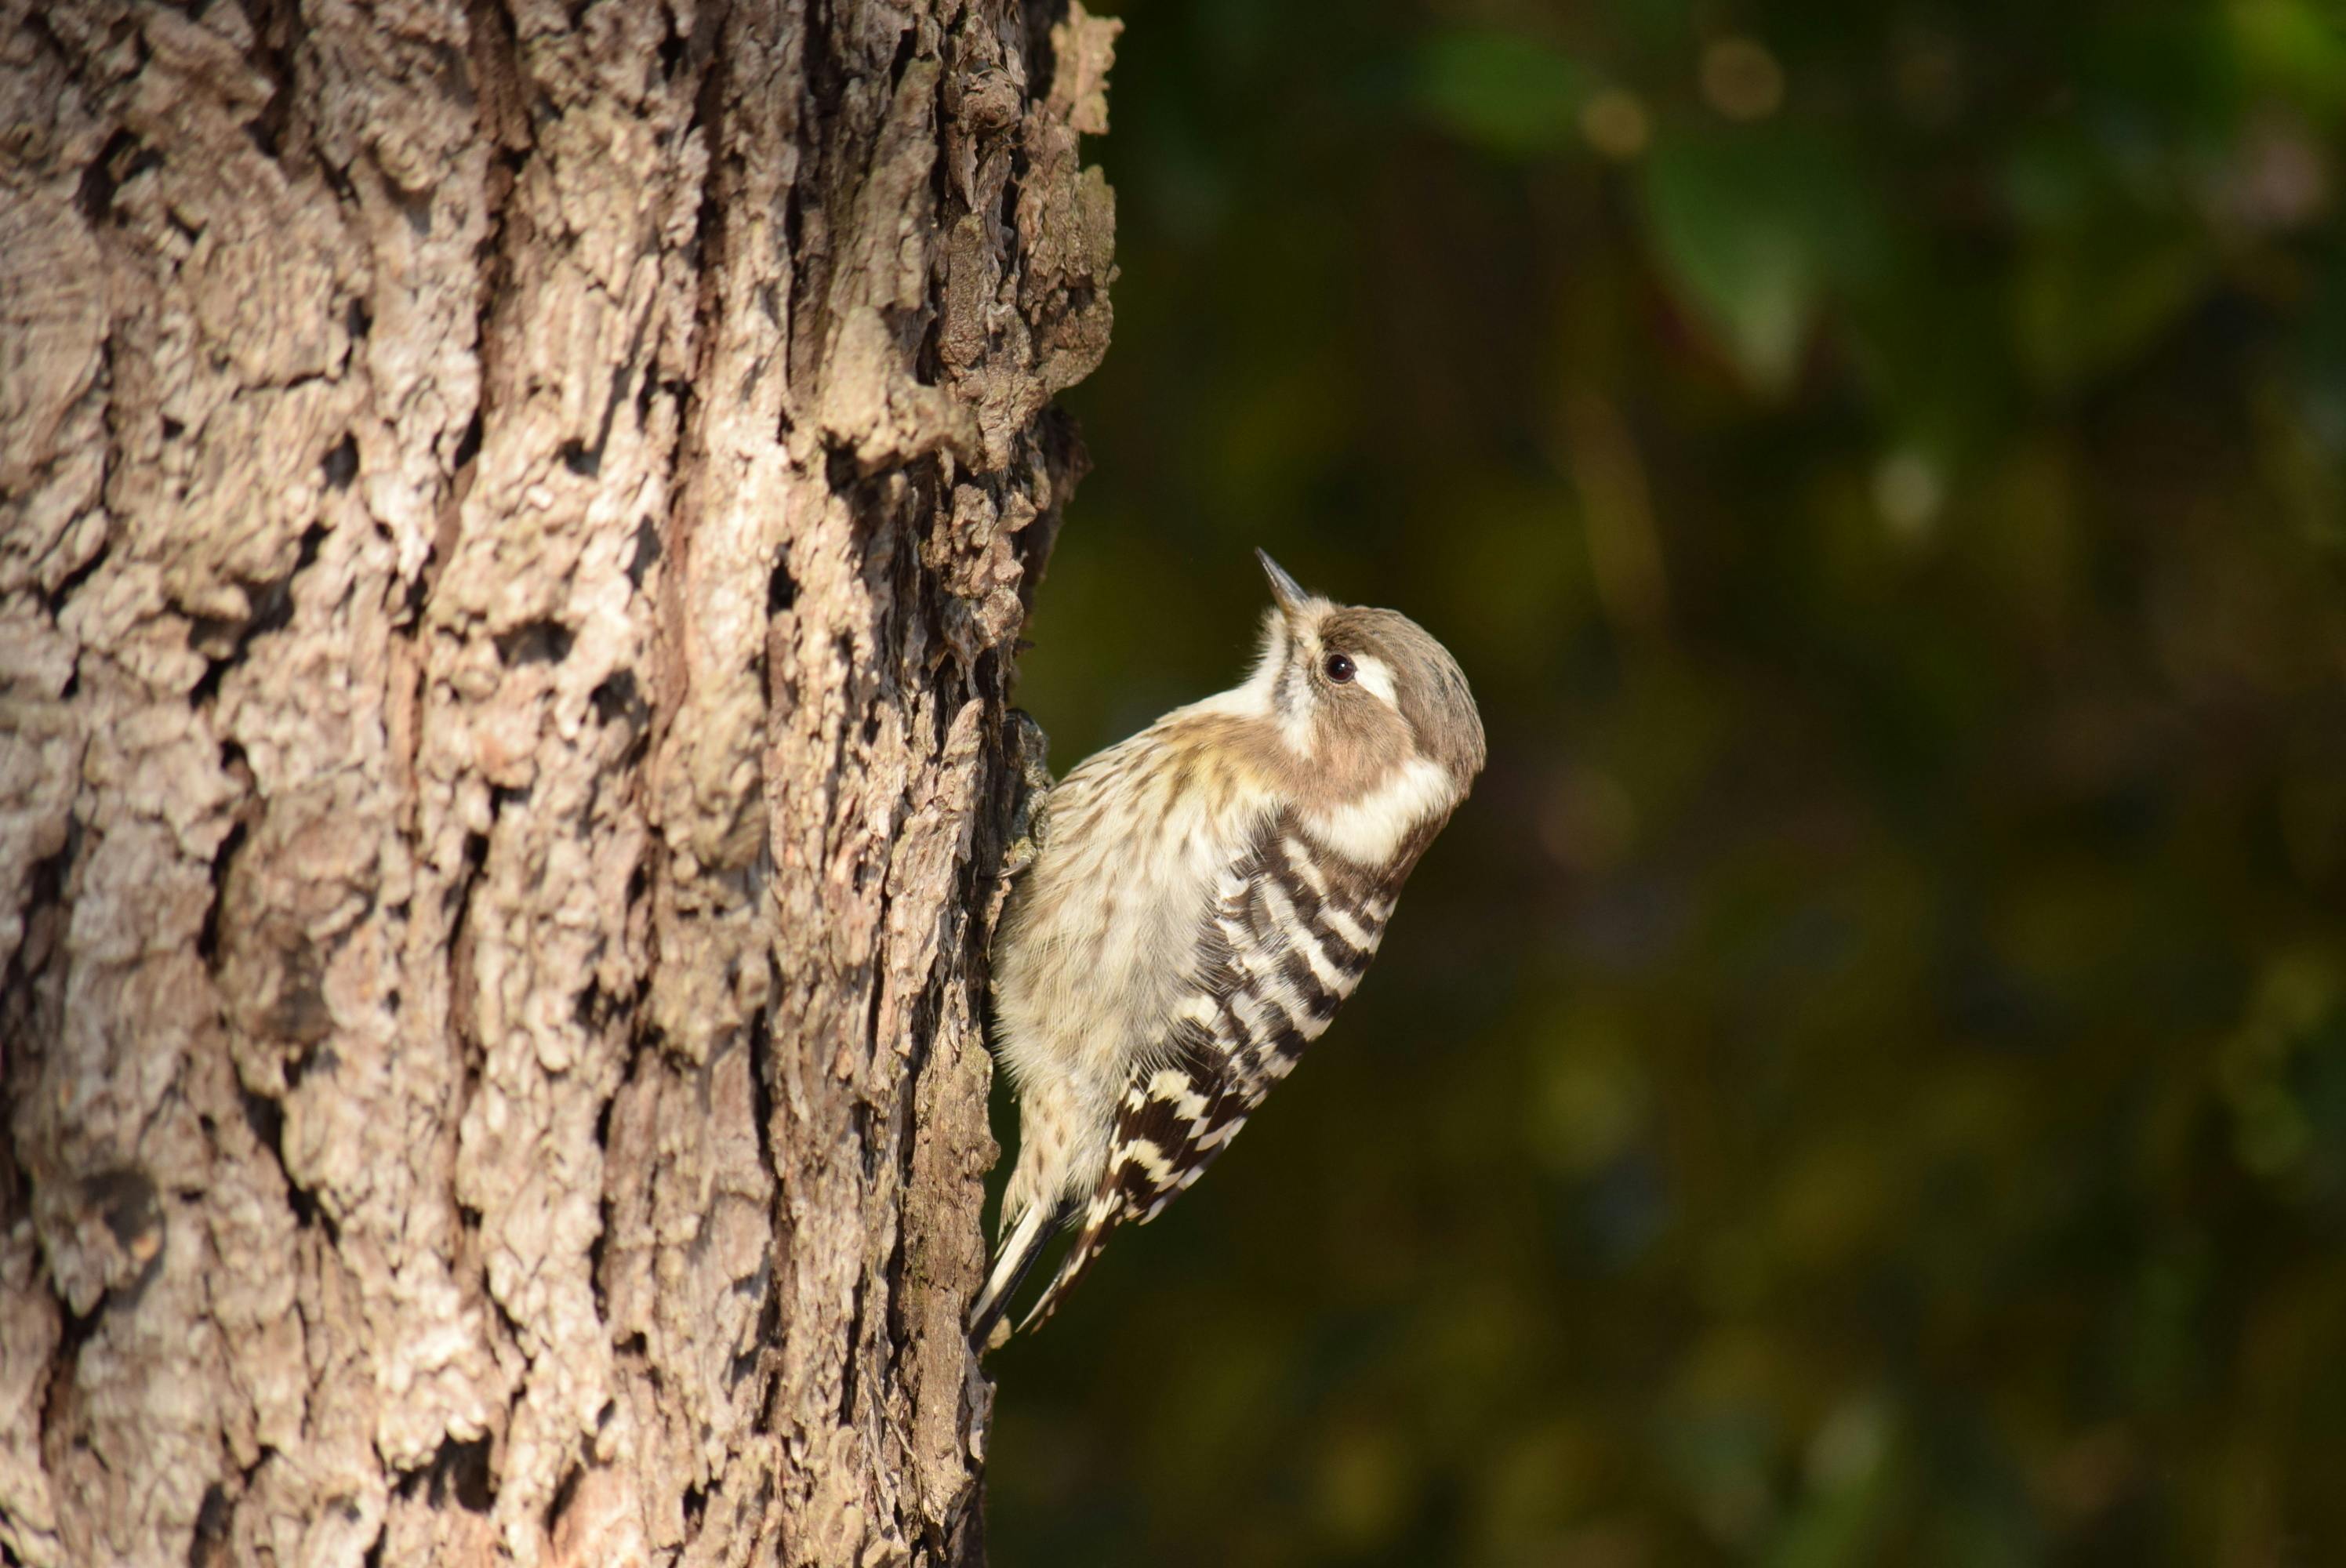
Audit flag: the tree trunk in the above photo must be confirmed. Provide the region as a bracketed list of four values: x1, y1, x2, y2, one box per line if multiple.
[0, 0, 1114, 1562]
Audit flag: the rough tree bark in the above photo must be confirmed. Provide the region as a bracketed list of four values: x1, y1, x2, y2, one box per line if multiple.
[0, 0, 1114, 1562]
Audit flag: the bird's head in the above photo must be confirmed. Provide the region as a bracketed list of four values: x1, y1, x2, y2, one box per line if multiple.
[1249, 550, 1487, 796]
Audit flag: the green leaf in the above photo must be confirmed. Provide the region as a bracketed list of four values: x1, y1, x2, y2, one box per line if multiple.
[1414, 27, 1592, 157]
[1640, 130, 1888, 394]
[2231, 0, 2346, 122]
[2012, 230, 2210, 393]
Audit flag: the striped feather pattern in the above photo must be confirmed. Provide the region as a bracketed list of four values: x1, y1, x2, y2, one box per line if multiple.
[1016, 811, 1429, 1331]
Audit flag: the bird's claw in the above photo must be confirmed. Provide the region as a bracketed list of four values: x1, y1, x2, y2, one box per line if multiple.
[1000, 709, 1054, 880]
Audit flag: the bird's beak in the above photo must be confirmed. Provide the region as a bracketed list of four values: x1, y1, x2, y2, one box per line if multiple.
[1255, 549, 1309, 619]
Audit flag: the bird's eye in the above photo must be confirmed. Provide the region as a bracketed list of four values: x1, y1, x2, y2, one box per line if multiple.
[1324, 652, 1355, 684]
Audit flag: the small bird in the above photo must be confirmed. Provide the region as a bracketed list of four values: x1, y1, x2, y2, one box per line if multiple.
[971, 551, 1485, 1346]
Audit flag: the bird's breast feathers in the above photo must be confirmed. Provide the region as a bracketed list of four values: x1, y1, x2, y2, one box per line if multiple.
[992, 724, 1274, 1084]
[994, 697, 1458, 1090]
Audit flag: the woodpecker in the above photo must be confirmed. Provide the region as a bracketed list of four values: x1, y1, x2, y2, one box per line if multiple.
[970, 550, 1485, 1346]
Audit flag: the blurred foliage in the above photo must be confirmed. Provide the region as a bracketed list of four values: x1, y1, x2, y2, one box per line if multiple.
[986, 1, 2346, 1563]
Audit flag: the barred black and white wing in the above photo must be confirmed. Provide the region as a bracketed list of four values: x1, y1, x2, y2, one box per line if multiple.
[1016, 811, 1419, 1332]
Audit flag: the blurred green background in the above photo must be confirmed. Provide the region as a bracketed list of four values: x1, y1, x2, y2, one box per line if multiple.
[986, 2, 2346, 1563]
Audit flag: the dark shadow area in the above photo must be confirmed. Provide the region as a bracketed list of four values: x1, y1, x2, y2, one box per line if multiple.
[990, 2, 2346, 1563]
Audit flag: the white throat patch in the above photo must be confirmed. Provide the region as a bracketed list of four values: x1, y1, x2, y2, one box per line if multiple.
[1303, 755, 1454, 866]
[1202, 617, 1318, 755]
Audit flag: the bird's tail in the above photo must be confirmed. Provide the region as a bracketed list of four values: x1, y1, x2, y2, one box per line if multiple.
[1011, 1214, 1111, 1338]
[967, 1203, 1061, 1350]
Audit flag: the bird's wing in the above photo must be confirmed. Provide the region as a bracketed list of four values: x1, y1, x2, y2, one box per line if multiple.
[1015, 811, 1410, 1332]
